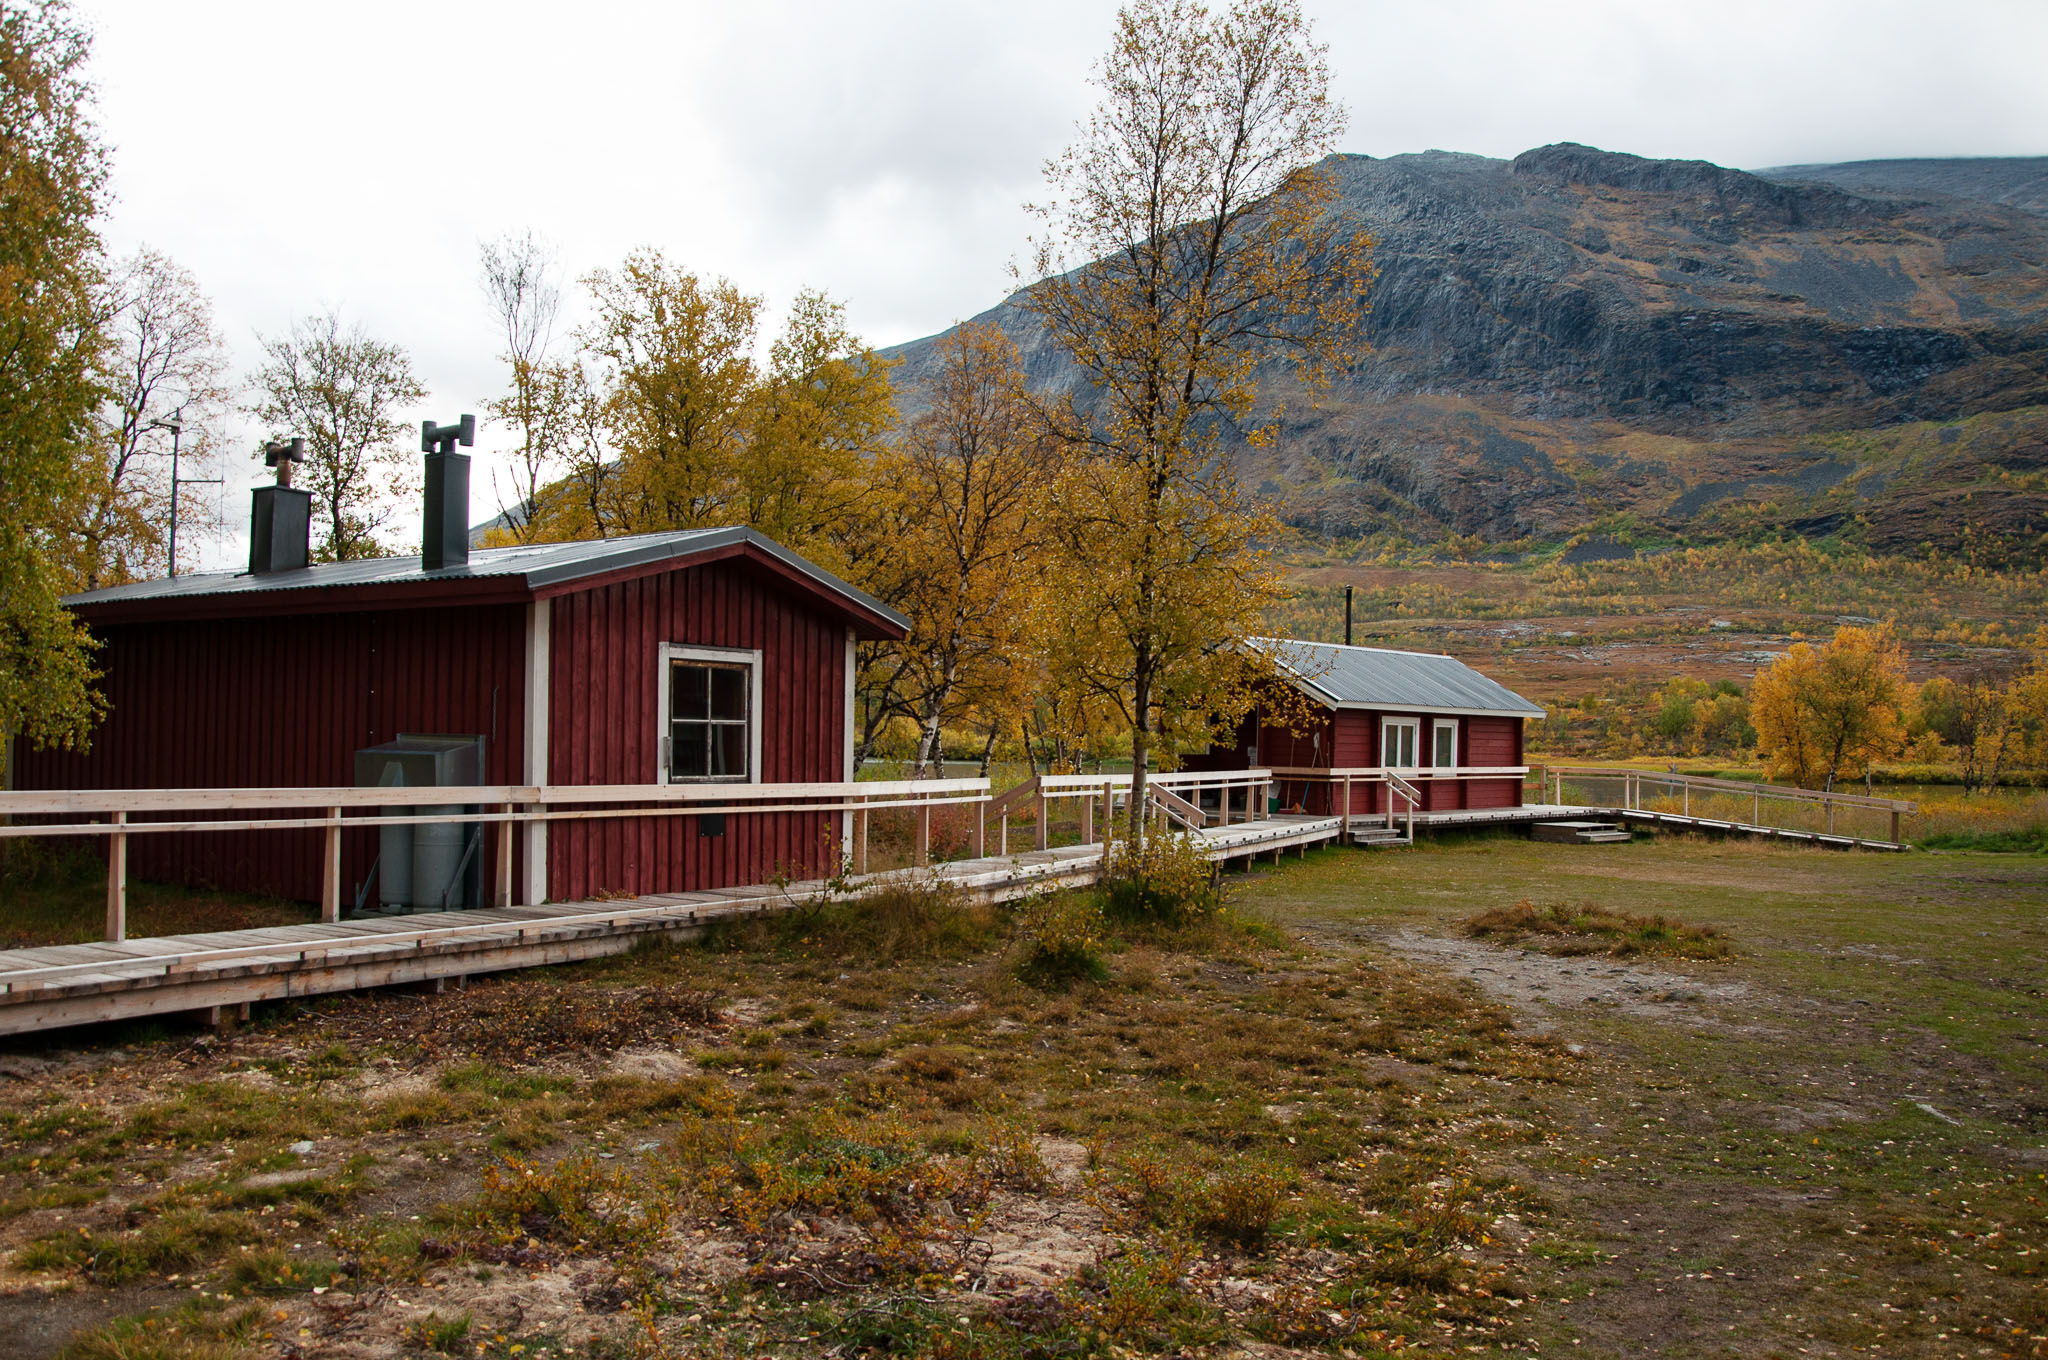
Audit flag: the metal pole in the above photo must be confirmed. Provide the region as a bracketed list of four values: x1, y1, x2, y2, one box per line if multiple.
[167, 422, 180, 575]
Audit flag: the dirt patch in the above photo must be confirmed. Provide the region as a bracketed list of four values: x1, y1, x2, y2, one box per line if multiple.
[1380, 927, 1751, 1021]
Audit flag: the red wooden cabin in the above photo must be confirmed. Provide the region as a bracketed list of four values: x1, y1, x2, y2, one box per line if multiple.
[17, 466, 906, 909]
[1192, 638, 1544, 817]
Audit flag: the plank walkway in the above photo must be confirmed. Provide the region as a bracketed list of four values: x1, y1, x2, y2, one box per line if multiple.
[1400, 802, 1909, 851]
[0, 797, 1902, 1038]
[0, 815, 1345, 1037]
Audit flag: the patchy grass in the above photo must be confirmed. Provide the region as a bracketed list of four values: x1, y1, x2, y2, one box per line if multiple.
[0, 841, 312, 949]
[1921, 825, 2048, 854]
[1, 836, 2040, 1359]
[1461, 898, 1733, 958]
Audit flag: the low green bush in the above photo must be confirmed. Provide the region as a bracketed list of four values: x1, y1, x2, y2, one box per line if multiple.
[1100, 831, 1222, 928]
[1014, 891, 1108, 987]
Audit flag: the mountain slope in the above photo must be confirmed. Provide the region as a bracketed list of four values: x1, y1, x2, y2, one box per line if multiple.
[1760, 156, 2048, 218]
[882, 144, 2048, 561]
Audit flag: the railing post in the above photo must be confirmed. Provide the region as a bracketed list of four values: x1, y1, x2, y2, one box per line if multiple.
[324, 806, 345, 922]
[855, 797, 870, 875]
[915, 800, 931, 866]
[1754, 787, 1761, 826]
[1683, 782, 1690, 818]
[1103, 781, 1113, 838]
[1890, 808, 1901, 845]
[1339, 775, 1351, 841]
[1036, 790, 1049, 851]
[105, 811, 127, 943]
[1081, 788, 1094, 844]
[493, 803, 513, 910]
[972, 798, 986, 859]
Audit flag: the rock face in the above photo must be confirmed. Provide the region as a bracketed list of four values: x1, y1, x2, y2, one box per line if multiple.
[882, 144, 2048, 560]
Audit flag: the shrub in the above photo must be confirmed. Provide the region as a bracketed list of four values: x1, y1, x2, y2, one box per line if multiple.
[1014, 891, 1108, 987]
[720, 879, 998, 961]
[1462, 899, 1730, 959]
[466, 1154, 666, 1252]
[1100, 1149, 1292, 1250]
[1099, 831, 1220, 928]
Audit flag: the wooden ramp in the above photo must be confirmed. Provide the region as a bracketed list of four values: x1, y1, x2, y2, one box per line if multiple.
[0, 816, 1344, 1037]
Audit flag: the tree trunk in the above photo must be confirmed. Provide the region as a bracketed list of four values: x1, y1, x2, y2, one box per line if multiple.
[1130, 653, 1152, 848]
[977, 723, 1000, 780]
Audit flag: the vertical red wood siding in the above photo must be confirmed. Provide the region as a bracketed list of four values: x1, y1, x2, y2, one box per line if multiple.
[1213, 703, 1526, 817]
[545, 559, 845, 900]
[14, 605, 527, 902]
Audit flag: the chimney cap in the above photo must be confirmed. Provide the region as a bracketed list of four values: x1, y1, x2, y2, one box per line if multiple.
[422, 414, 475, 455]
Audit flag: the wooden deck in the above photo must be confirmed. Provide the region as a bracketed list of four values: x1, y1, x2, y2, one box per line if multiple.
[0, 815, 1346, 1036]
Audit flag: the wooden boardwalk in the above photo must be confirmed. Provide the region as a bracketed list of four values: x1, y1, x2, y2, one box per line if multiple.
[0, 788, 1906, 1038]
[0, 815, 1344, 1037]
[1401, 802, 1910, 851]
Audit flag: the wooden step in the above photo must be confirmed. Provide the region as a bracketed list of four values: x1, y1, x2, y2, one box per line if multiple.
[1531, 820, 1633, 845]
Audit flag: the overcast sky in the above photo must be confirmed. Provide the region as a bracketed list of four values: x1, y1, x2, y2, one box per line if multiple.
[78, 0, 2048, 566]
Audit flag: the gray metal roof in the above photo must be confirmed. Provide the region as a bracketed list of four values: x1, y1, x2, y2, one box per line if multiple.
[1256, 637, 1546, 719]
[64, 526, 909, 631]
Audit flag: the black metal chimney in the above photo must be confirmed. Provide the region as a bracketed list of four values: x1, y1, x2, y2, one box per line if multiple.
[1344, 586, 1354, 646]
[421, 415, 475, 572]
[249, 438, 310, 574]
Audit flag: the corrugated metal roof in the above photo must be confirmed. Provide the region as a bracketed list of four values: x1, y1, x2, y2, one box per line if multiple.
[63, 526, 910, 632]
[1257, 637, 1546, 718]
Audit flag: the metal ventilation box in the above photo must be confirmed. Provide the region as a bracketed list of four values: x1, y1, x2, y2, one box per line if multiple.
[353, 734, 486, 913]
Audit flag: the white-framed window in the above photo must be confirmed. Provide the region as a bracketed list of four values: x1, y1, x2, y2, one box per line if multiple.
[1380, 717, 1419, 769]
[658, 643, 762, 783]
[1432, 719, 1458, 770]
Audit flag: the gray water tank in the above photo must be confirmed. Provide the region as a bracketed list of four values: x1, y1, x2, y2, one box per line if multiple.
[353, 734, 485, 912]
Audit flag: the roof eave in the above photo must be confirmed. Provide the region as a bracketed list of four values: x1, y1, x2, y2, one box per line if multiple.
[1326, 700, 1547, 720]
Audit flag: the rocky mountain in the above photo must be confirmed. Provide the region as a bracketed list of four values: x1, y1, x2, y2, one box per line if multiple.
[881, 144, 2048, 563]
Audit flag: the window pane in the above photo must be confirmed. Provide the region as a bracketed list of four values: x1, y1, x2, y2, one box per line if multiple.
[712, 723, 748, 778]
[674, 663, 709, 720]
[1383, 724, 1397, 766]
[709, 666, 747, 721]
[672, 721, 709, 779]
[1434, 725, 1455, 767]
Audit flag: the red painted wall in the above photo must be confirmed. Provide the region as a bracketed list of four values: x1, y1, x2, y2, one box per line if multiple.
[1194, 700, 1527, 817]
[14, 605, 528, 902]
[544, 559, 845, 901]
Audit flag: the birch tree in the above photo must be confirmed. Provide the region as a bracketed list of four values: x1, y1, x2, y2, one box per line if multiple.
[70, 248, 231, 586]
[1752, 626, 1909, 791]
[1025, 0, 1373, 832]
[479, 231, 562, 543]
[251, 308, 428, 560]
[0, 0, 108, 751]
[865, 323, 1052, 776]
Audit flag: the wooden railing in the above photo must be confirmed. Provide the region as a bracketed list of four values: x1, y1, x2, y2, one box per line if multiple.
[1542, 766, 1918, 847]
[989, 769, 1276, 854]
[1261, 765, 1473, 845]
[0, 779, 990, 943]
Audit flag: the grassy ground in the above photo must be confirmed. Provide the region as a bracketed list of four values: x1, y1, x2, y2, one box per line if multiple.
[0, 834, 2039, 1359]
[0, 845, 315, 950]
